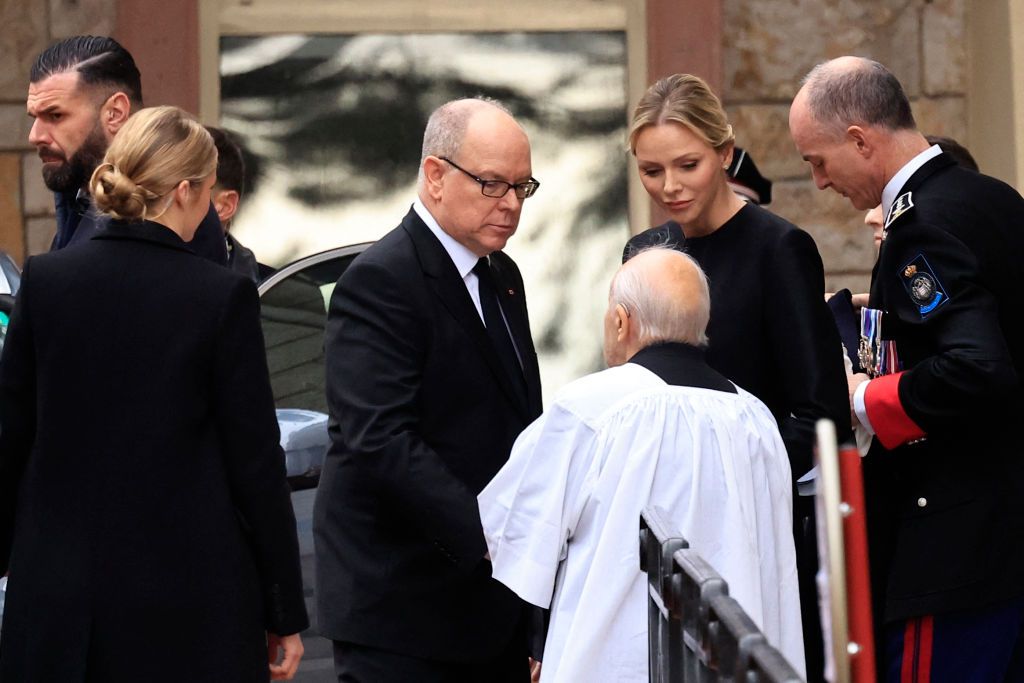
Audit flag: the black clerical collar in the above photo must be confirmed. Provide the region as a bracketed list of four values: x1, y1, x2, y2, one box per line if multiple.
[628, 341, 736, 393]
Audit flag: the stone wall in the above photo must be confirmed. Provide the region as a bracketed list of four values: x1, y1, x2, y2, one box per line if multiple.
[722, 0, 967, 295]
[0, 0, 115, 264]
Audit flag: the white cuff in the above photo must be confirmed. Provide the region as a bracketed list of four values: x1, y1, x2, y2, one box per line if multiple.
[853, 380, 874, 435]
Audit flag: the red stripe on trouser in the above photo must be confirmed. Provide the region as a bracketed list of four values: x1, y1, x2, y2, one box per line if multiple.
[916, 616, 934, 683]
[900, 616, 935, 683]
[901, 619, 917, 683]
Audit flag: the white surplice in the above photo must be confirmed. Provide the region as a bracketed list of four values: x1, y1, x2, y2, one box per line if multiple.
[478, 362, 804, 682]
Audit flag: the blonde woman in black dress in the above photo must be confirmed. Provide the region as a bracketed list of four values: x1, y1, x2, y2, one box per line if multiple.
[623, 74, 850, 682]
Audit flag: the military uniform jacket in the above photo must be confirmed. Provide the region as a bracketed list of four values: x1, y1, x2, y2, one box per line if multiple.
[863, 153, 1024, 622]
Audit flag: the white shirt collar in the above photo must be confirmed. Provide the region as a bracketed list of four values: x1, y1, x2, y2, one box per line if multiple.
[413, 198, 480, 278]
[881, 144, 942, 216]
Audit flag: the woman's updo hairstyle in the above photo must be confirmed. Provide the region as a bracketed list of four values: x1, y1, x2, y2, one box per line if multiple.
[89, 106, 216, 221]
[628, 73, 735, 154]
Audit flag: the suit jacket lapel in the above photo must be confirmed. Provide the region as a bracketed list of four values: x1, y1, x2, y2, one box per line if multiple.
[401, 210, 531, 419]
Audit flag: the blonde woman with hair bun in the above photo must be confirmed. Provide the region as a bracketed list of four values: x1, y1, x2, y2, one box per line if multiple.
[0, 105, 307, 681]
[621, 74, 851, 680]
[88, 105, 218, 237]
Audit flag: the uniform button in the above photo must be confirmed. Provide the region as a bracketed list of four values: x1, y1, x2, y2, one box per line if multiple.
[917, 497, 927, 508]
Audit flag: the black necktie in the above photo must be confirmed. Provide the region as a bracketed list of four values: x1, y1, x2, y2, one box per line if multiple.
[473, 258, 526, 399]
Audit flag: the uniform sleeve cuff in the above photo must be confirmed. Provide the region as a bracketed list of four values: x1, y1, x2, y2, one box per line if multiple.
[863, 371, 926, 449]
[853, 379, 873, 435]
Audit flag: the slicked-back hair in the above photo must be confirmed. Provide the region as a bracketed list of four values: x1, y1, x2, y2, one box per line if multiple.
[207, 126, 246, 197]
[30, 35, 143, 108]
[609, 247, 711, 348]
[801, 58, 915, 136]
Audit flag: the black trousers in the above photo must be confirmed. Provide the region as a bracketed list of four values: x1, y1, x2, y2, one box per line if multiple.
[795, 492, 826, 682]
[332, 636, 529, 683]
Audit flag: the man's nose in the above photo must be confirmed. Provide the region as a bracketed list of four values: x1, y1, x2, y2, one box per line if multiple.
[28, 119, 49, 147]
[498, 188, 523, 211]
[812, 167, 830, 191]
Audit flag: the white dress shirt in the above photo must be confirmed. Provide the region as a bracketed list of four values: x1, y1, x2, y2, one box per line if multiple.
[413, 198, 485, 320]
[413, 199, 524, 367]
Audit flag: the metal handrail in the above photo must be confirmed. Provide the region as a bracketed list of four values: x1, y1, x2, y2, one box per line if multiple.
[640, 507, 803, 682]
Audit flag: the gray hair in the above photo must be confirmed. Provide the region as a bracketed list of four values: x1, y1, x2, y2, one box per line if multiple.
[801, 57, 916, 137]
[609, 246, 710, 348]
[417, 97, 512, 185]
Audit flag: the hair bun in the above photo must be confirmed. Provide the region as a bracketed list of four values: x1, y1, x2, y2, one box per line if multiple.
[89, 162, 148, 220]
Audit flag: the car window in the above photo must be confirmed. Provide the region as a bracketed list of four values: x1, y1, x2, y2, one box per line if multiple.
[259, 245, 369, 413]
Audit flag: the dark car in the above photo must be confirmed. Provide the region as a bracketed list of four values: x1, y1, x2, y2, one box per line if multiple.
[0, 244, 369, 681]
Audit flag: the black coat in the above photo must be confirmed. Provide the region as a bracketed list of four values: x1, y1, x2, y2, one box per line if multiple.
[53, 190, 228, 266]
[313, 208, 543, 661]
[866, 153, 1024, 622]
[0, 220, 307, 682]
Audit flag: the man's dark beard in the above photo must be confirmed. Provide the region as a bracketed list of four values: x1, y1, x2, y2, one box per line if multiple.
[40, 122, 108, 194]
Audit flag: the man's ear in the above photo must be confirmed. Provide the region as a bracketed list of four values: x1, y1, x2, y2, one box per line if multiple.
[847, 125, 873, 158]
[615, 303, 632, 344]
[101, 92, 132, 138]
[212, 188, 239, 225]
[422, 156, 447, 201]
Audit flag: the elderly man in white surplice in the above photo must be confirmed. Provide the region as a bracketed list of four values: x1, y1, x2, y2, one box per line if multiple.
[478, 247, 804, 682]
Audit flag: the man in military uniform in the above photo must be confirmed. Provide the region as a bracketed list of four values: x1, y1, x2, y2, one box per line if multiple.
[790, 56, 1024, 680]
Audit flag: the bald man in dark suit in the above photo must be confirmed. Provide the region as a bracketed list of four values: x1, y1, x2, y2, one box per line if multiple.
[314, 98, 543, 682]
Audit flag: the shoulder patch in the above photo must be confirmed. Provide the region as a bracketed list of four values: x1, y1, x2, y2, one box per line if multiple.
[899, 253, 949, 318]
[884, 191, 914, 230]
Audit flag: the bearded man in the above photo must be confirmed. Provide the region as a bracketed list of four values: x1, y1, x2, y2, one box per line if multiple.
[27, 35, 225, 262]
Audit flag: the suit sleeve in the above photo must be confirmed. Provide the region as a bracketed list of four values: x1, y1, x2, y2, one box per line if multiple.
[766, 229, 852, 475]
[212, 278, 308, 635]
[865, 221, 1016, 449]
[0, 259, 37, 575]
[325, 258, 488, 571]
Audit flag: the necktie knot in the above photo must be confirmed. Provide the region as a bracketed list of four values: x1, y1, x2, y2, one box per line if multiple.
[473, 257, 491, 280]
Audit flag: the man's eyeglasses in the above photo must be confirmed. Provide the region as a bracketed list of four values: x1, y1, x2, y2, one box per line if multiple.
[440, 157, 540, 200]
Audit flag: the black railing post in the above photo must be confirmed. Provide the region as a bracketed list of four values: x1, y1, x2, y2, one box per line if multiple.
[641, 507, 689, 683]
[641, 511, 804, 683]
[673, 548, 727, 683]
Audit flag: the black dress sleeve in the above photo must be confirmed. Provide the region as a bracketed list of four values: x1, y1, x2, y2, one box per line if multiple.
[765, 228, 852, 475]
